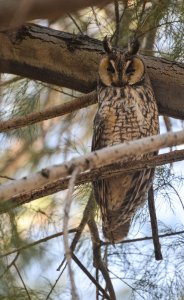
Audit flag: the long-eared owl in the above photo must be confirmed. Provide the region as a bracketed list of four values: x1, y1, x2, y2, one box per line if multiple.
[92, 38, 159, 243]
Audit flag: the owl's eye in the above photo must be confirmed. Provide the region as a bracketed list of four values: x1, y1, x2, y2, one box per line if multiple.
[107, 62, 115, 74]
[126, 62, 135, 75]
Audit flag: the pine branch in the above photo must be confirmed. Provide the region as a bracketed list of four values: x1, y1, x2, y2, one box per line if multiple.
[0, 91, 97, 133]
[0, 228, 77, 259]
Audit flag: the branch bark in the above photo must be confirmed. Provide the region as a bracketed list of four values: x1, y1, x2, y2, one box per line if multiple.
[1, 149, 184, 213]
[0, 24, 184, 119]
[0, 0, 111, 30]
[1, 130, 184, 207]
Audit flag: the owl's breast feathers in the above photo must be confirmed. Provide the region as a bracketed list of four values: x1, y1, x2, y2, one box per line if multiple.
[92, 85, 159, 243]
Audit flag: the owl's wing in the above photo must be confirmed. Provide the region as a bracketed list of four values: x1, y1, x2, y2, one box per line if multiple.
[91, 111, 108, 207]
[91, 112, 105, 151]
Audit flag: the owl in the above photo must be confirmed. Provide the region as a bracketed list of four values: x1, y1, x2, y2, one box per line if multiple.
[92, 38, 159, 243]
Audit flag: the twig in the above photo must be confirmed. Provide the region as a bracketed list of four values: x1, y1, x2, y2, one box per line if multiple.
[0, 91, 97, 133]
[0, 252, 19, 279]
[96, 267, 100, 300]
[163, 116, 172, 132]
[0, 76, 23, 87]
[114, 0, 120, 46]
[1, 148, 184, 213]
[148, 185, 163, 260]
[57, 192, 94, 271]
[136, 0, 147, 33]
[72, 253, 111, 300]
[63, 167, 80, 300]
[167, 182, 184, 211]
[0, 175, 15, 180]
[101, 230, 184, 246]
[87, 199, 116, 300]
[52, 193, 92, 300]
[46, 263, 67, 300]
[111, 0, 127, 43]
[91, 7, 103, 37]
[0, 228, 77, 259]
[1, 129, 184, 204]
[67, 13, 83, 35]
[138, 20, 181, 39]
[13, 263, 31, 300]
[109, 269, 143, 298]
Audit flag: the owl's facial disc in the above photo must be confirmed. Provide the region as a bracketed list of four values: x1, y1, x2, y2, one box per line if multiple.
[99, 57, 119, 86]
[123, 58, 145, 85]
[99, 54, 145, 87]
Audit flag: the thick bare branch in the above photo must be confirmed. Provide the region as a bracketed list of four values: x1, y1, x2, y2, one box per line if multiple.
[0, 0, 111, 30]
[0, 130, 184, 207]
[1, 149, 184, 213]
[0, 24, 184, 119]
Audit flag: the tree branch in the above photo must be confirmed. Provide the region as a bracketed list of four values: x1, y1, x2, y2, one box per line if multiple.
[13, 263, 31, 300]
[101, 230, 184, 246]
[63, 167, 80, 300]
[0, 228, 77, 259]
[87, 201, 116, 300]
[148, 185, 163, 260]
[0, 0, 112, 30]
[1, 131, 184, 210]
[72, 253, 111, 300]
[0, 23, 184, 119]
[0, 91, 97, 132]
[0, 149, 184, 213]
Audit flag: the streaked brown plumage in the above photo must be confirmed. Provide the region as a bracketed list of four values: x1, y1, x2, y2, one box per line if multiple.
[92, 38, 159, 243]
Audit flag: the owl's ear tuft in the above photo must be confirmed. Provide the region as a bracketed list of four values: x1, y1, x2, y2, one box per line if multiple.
[103, 36, 113, 54]
[128, 37, 140, 55]
[126, 57, 145, 85]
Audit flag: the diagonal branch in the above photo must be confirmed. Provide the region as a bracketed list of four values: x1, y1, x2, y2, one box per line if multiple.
[72, 253, 111, 300]
[57, 192, 94, 271]
[0, 228, 77, 259]
[87, 197, 116, 300]
[1, 149, 184, 213]
[0, 129, 184, 205]
[13, 263, 31, 300]
[0, 91, 97, 133]
[63, 167, 80, 300]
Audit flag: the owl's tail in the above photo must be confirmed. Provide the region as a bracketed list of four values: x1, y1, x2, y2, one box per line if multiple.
[102, 219, 131, 244]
